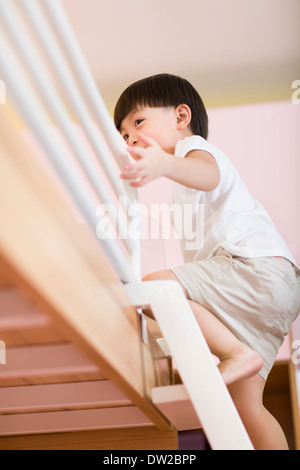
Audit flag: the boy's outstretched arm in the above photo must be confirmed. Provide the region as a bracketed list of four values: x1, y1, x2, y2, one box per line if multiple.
[120, 134, 220, 191]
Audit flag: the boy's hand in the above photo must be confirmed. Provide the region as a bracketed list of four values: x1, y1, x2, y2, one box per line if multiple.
[120, 134, 171, 187]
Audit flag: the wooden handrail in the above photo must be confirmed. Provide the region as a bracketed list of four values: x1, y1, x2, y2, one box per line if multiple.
[0, 108, 171, 431]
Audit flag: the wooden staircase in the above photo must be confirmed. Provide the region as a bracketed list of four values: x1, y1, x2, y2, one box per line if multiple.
[0, 109, 177, 449]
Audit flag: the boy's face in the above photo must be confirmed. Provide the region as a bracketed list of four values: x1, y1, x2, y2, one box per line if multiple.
[120, 106, 184, 155]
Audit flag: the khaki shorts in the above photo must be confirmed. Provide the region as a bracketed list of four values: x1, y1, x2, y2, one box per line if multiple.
[171, 248, 300, 380]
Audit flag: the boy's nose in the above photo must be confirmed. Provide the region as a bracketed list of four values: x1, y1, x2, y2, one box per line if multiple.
[129, 136, 138, 146]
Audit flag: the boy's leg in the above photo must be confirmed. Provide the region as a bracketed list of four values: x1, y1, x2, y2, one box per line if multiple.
[143, 269, 263, 385]
[228, 375, 289, 450]
[187, 299, 263, 385]
[142, 269, 288, 450]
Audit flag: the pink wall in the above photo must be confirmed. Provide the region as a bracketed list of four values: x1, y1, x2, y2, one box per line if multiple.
[208, 101, 300, 265]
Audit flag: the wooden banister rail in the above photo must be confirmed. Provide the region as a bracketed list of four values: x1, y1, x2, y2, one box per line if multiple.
[0, 108, 171, 432]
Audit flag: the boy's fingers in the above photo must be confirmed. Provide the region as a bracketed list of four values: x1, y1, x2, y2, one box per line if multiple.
[120, 164, 144, 180]
[127, 146, 146, 158]
[120, 169, 138, 180]
[138, 133, 158, 147]
[130, 175, 153, 187]
[130, 177, 147, 187]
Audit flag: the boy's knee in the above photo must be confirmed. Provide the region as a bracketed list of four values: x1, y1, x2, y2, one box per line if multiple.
[142, 270, 190, 298]
[142, 269, 173, 282]
[142, 272, 158, 282]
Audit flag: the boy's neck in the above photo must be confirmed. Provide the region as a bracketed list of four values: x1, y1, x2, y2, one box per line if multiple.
[176, 128, 194, 144]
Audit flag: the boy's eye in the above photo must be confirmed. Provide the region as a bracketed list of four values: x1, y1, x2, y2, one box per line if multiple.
[135, 119, 143, 127]
[123, 133, 129, 142]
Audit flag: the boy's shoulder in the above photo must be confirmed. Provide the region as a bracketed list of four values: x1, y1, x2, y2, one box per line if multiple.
[175, 135, 208, 158]
[175, 135, 225, 163]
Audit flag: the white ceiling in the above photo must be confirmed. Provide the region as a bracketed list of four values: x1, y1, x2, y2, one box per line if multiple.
[62, 0, 300, 110]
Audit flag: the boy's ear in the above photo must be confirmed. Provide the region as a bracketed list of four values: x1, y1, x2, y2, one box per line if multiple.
[175, 104, 191, 130]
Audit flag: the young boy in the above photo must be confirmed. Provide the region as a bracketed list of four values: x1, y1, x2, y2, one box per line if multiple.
[114, 73, 300, 449]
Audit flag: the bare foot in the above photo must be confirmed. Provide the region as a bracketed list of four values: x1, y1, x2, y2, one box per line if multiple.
[218, 344, 264, 385]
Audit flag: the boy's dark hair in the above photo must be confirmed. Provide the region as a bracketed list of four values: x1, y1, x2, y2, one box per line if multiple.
[114, 73, 208, 139]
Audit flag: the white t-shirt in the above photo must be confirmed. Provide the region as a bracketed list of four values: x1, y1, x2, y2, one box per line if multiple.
[171, 135, 298, 269]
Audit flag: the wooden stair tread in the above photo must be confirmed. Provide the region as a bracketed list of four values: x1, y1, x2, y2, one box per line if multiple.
[0, 287, 69, 346]
[0, 343, 104, 386]
[0, 380, 131, 414]
[152, 383, 201, 431]
[0, 406, 152, 436]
